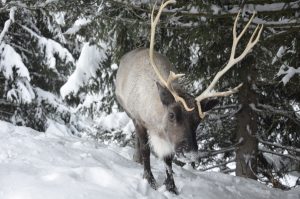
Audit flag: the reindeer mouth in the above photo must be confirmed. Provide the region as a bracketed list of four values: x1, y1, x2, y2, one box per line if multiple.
[175, 150, 198, 163]
[175, 141, 188, 154]
[175, 142, 198, 162]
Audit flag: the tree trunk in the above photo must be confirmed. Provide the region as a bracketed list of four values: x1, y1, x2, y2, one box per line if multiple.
[235, 55, 258, 180]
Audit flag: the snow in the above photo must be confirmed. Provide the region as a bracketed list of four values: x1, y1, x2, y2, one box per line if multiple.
[211, 5, 221, 15]
[39, 37, 74, 69]
[272, 46, 287, 64]
[208, 1, 300, 15]
[0, 43, 35, 103]
[75, 93, 104, 113]
[7, 78, 35, 103]
[189, 43, 201, 65]
[64, 18, 92, 35]
[95, 111, 134, 144]
[0, 120, 299, 199]
[35, 87, 69, 113]
[21, 25, 74, 70]
[0, 43, 30, 80]
[277, 65, 300, 85]
[97, 112, 133, 134]
[243, 2, 300, 12]
[60, 42, 107, 98]
[111, 63, 118, 70]
[0, 7, 16, 43]
[53, 12, 65, 26]
[0, 7, 30, 82]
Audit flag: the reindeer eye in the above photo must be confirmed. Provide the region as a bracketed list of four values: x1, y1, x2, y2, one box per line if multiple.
[168, 112, 175, 121]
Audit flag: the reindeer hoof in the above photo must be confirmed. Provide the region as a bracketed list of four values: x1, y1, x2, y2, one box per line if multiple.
[133, 153, 143, 164]
[143, 171, 157, 190]
[164, 178, 178, 195]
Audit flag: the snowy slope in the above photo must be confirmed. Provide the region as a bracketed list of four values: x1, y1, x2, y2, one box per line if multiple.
[0, 120, 299, 199]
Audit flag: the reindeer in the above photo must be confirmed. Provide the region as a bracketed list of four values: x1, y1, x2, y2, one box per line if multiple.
[115, 0, 263, 194]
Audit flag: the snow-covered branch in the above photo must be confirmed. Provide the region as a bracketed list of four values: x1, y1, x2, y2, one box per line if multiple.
[100, 0, 299, 30]
[0, 6, 16, 43]
[276, 65, 300, 85]
[20, 25, 74, 70]
[0, 6, 35, 104]
[60, 42, 107, 99]
[64, 18, 92, 35]
[110, 0, 300, 17]
[272, 42, 300, 85]
[0, 0, 58, 13]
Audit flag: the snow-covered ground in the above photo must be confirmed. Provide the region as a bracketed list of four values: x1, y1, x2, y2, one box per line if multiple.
[0, 120, 299, 199]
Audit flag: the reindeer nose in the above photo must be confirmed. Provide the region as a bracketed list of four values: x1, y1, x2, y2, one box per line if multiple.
[175, 140, 187, 153]
[176, 139, 197, 153]
[184, 142, 197, 153]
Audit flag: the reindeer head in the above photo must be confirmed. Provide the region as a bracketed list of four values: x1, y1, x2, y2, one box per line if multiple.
[156, 82, 218, 155]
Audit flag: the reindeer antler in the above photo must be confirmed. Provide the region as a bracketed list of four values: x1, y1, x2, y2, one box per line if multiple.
[150, 3, 263, 118]
[195, 11, 263, 119]
[149, 0, 194, 111]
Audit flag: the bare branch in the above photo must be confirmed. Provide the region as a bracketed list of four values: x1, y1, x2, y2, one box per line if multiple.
[197, 138, 243, 160]
[250, 103, 300, 126]
[258, 138, 300, 153]
[197, 147, 235, 159]
[211, 104, 240, 110]
[208, 104, 242, 121]
[259, 148, 300, 162]
[199, 159, 236, 171]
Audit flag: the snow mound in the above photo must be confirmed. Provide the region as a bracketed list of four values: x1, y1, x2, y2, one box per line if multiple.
[0, 120, 299, 199]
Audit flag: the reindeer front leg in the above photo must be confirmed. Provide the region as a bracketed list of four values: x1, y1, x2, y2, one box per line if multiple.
[164, 156, 178, 194]
[133, 134, 142, 164]
[133, 121, 157, 189]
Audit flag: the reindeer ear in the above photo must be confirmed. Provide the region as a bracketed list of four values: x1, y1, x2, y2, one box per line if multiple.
[156, 82, 175, 106]
[201, 99, 219, 112]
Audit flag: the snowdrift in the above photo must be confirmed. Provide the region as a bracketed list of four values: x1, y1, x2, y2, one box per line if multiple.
[0, 120, 299, 199]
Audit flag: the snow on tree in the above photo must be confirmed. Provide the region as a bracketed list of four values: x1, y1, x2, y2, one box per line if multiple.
[60, 42, 106, 99]
[0, 7, 34, 104]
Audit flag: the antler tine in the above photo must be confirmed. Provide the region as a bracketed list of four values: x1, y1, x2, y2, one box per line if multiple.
[236, 11, 256, 42]
[149, 0, 175, 88]
[195, 11, 263, 119]
[234, 12, 264, 63]
[196, 83, 244, 119]
[166, 72, 185, 85]
[151, 1, 157, 24]
[149, 0, 194, 111]
[166, 72, 194, 111]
